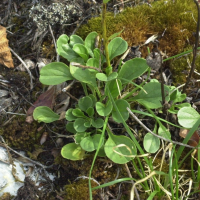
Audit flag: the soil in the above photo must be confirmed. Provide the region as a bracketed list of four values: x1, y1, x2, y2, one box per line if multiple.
[0, 0, 200, 200]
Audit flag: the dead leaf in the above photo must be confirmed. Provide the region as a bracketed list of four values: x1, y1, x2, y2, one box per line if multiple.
[179, 128, 200, 147]
[26, 86, 56, 123]
[0, 25, 14, 68]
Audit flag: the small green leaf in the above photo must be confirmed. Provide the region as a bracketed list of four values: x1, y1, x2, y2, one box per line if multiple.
[177, 107, 200, 128]
[96, 72, 118, 82]
[108, 29, 124, 41]
[96, 101, 113, 116]
[80, 134, 103, 152]
[75, 132, 85, 143]
[65, 108, 77, 121]
[112, 99, 130, 123]
[61, 44, 80, 61]
[88, 94, 96, 107]
[143, 133, 160, 153]
[118, 58, 149, 84]
[72, 108, 86, 118]
[73, 44, 89, 62]
[104, 133, 136, 164]
[61, 143, 85, 160]
[91, 118, 104, 128]
[39, 62, 74, 85]
[66, 122, 76, 134]
[78, 96, 93, 112]
[85, 32, 98, 51]
[74, 118, 88, 132]
[86, 58, 99, 68]
[69, 35, 84, 47]
[84, 120, 92, 128]
[33, 106, 59, 123]
[86, 107, 94, 117]
[108, 37, 128, 61]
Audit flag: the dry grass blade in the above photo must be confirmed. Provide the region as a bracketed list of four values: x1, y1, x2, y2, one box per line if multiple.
[0, 25, 14, 68]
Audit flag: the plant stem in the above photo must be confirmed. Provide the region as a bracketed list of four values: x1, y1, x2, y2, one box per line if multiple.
[102, 3, 112, 75]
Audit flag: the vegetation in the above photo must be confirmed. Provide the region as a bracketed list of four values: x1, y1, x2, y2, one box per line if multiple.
[26, 0, 200, 199]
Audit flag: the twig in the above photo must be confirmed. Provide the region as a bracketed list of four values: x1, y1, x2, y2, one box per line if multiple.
[10, 48, 34, 89]
[62, 80, 76, 92]
[49, 24, 59, 62]
[127, 107, 200, 149]
[71, 62, 102, 72]
[183, 0, 200, 93]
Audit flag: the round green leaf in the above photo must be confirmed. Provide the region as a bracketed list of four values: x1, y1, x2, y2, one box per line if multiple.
[108, 37, 128, 61]
[61, 143, 85, 160]
[78, 96, 93, 112]
[143, 133, 160, 153]
[91, 118, 104, 128]
[118, 58, 149, 84]
[104, 134, 137, 164]
[96, 73, 107, 81]
[33, 106, 59, 123]
[158, 126, 171, 140]
[112, 99, 130, 123]
[177, 107, 200, 128]
[39, 62, 74, 85]
[96, 101, 113, 116]
[65, 108, 77, 121]
[74, 118, 88, 132]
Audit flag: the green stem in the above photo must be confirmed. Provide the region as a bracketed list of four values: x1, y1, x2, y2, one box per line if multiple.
[102, 3, 112, 75]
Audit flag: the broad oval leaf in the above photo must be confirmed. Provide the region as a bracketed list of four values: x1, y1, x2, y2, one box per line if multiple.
[61, 143, 85, 160]
[112, 99, 130, 123]
[177, 107, 200, 128]
[133, 82, 170, 109]
[70, 65, 97, 87]
[96, 72, 118, 82]
[33, 106, 59, 123]
[104, 133, 137, 164]
[108, 37, 128, 61]
[96, 101, 113, 116]
[118, 58, 149, 84]
[158, 126, 171, 140]
[143, 133, 160, 153]
[73, 44, 89, 62]
[40, 62, 74, 85]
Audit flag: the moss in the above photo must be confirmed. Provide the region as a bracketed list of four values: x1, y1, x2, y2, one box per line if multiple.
[0, 116, 40, 151]
[63, 178, 100, 200]
[77, 0, 196, 58]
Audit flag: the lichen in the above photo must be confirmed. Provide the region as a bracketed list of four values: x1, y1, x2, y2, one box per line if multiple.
[29, 1, 83, 31]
